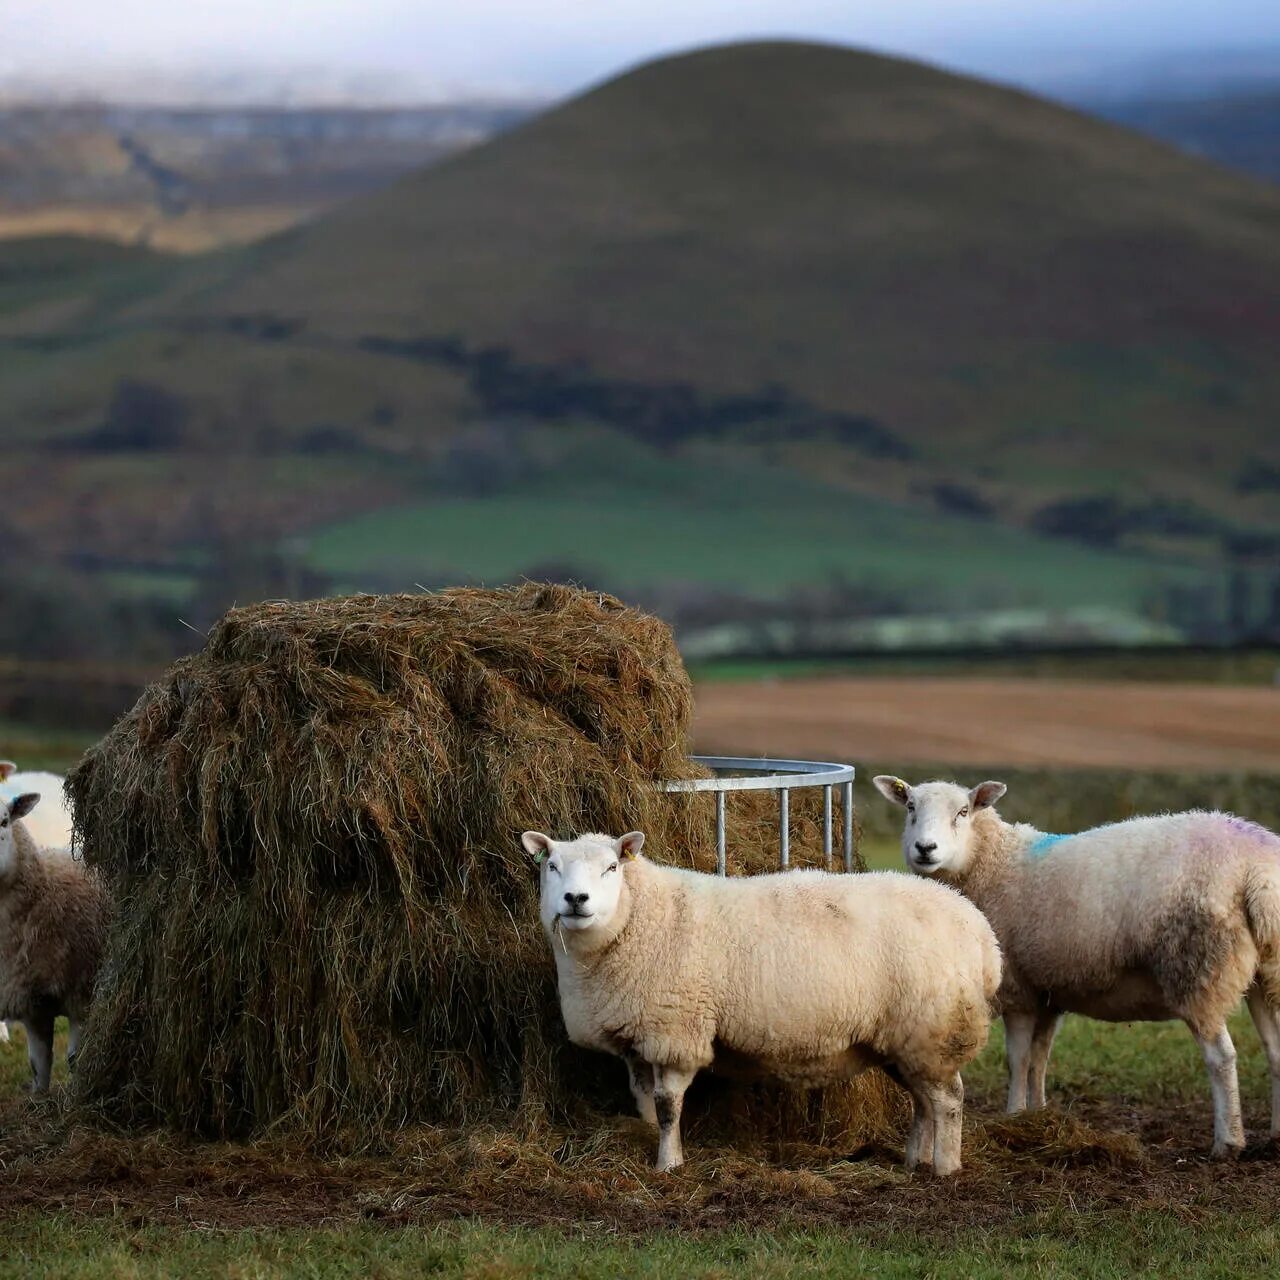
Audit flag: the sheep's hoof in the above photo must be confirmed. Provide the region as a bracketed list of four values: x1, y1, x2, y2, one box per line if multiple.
[655, 1156, 684, 1173]
[932, 1160, 961, 1177]
[1210, 1141, 1244, 1161]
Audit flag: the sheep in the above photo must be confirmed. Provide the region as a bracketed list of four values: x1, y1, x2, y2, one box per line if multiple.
[522, 828, 1001, 1175]
[0, 762, 74, 851]
[0, 791, 110, 1091]
[874, 775, 1280, 1157]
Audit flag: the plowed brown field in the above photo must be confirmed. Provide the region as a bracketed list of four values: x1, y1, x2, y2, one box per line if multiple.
[693, 677, 1280, 771]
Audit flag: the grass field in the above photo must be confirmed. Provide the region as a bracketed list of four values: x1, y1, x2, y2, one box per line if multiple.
[3, 1209, 1278, 1279]
[691, 647, 1280, 685]
[305, 455, 1186, 607]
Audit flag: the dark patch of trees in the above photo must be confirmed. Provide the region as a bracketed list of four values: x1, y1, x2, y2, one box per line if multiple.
[929, 483, 993, 519]
[71, 380, 189, 452]
[220, 313, 305, 341]
[1237, 459, 1280, 495]
[1030, 495, 1222, 549]
[358, 334, 914, 459]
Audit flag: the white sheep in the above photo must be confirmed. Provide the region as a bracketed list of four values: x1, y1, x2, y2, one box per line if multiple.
[874, 775, 1280, 1157]
[0, 792, 111, 1091]
[0, 762, 74, 851]
[522, 829, 1001, 1175]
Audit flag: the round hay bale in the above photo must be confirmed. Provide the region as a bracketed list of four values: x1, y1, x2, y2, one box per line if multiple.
[69, 584, 897, 1147]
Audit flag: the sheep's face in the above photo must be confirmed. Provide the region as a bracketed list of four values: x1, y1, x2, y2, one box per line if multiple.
[873, 777, 1006, 878]
[0, 792, 40, 877]
[522, 830, 645, 936]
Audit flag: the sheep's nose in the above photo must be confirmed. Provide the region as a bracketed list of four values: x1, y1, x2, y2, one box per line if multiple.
[564, 891, 590, 907]
[914, 841, 937, 857]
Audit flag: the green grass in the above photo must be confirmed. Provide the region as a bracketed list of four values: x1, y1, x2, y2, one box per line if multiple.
[692, 647, 1280, 685]
[305, 457, 1186, 608]
[2, 1212, 1279, 1280]
[0, 723, 98, 773]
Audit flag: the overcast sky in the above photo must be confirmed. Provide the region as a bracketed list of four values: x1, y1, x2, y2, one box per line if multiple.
[4, 0, 1279, 98]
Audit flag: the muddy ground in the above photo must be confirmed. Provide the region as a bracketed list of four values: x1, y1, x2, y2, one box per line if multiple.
[3, 1087, 1278, 1240]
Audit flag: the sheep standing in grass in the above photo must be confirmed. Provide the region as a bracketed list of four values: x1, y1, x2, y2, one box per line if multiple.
[523, 829, 1001, 1175]
[0, 762, 74, 851]
[875, 775, 1280, 1156]
[0, 792, 110, 1090]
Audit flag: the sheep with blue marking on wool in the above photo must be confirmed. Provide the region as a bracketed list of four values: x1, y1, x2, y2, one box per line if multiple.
[874, 775, 1280, 1157]
[522, 828, 1002, 1175]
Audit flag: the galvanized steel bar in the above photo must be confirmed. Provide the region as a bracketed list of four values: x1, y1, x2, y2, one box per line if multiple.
[822, 784, 833, 871]
[843, 780, 855, 873]
[778, 787, 790, 870]
[715, 790, 726, 877]
[661, 757, 856, 793]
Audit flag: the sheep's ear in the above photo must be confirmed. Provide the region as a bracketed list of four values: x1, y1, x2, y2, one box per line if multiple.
[969, 781, 1006, 810]
[873, 776, 912, 807]
[521, 831, 554, 863]
[8, 793, 40, 823]
[0, 761, 15, 782]
[616, 831, 645, 860]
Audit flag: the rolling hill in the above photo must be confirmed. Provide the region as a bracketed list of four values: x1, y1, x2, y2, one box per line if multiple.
[2, 41, 1278, 653]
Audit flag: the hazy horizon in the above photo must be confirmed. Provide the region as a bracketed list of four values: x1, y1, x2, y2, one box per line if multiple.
[4, 1, 1279, 103]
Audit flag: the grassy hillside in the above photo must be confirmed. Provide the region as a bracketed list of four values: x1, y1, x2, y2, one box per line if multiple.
[1, 41, 1278, 642]
[308, 450, 1187, 610]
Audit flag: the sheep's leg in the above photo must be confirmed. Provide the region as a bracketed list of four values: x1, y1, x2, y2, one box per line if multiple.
[1003, 1010, 1035, 1113]
[66, 1017, 84, 1071]
[1191, 1022, 1245, 1157]
[900, 1077, 935, 1172]
[0, 1021, 9, 1044]
[652, 1064, 697, 1172]
[924, 1073, 965, 1177]
[1027, 1010, 1064, 1109]
[624, 1051, 657, 1127]
[25, 1013, 55, 1093]
[1246, 988, 1280, 1140]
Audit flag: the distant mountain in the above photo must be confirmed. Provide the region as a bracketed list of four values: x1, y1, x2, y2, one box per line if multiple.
[2, 40, 1278, 641]
[1040, 47, 1280, 104]
[0, 103, 532, 250]
[1086, 90, 1280, 185]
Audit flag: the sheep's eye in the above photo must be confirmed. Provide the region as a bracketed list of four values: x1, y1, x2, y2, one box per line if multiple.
[547, 863, 559, 875]
[906, 802, 915, 814]
[604, 862, 618, 874]
[957, 807, 969, 819]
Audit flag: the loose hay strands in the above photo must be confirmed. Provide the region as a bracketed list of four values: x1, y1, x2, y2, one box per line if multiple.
[67, 584, 892, 1148]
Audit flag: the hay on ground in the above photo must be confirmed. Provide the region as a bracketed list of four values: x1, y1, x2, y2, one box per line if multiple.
[68, 583, 892, 1146]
